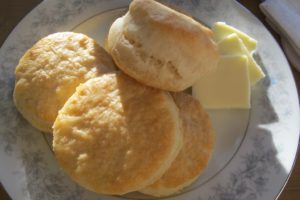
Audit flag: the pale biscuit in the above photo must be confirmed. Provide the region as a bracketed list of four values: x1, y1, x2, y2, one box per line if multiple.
[53, 72, 183, 195]
[13, 32, 115, 133]
[107, 0, 219, 91]
[140, 92, 214, 197]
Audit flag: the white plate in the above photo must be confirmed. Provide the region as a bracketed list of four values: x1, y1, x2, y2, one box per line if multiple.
[0, 0, 299, 200]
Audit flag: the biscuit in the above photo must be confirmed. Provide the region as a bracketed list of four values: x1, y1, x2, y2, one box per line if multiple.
[13, 32, 115, 133]
[107, 0, 219, 91]
[53, 72, 183, 195]
[140, 92, 214, 197]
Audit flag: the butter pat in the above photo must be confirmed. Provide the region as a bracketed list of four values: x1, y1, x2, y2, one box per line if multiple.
[212, 22, 257, 53]
[192, 56, 250, 109]
[218, 33, 265, 86]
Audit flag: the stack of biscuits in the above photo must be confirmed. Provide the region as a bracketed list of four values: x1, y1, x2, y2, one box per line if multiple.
[13, 0, 219, 197]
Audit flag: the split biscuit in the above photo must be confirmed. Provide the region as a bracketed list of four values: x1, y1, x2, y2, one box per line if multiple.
[107, 0, 219, 91]
[53, 72, 183, 195]
[13, 32, 115, 133]
[140, 92, 214, 197]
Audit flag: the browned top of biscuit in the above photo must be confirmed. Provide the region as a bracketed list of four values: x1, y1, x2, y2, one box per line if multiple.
[53, 73, 182, 195]
[13, 32, 115, 133]
[130, 0, 214, 50]
[141, 92, 214, 196]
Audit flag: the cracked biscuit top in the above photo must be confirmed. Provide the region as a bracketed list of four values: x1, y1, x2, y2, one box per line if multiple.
[107, 0, 219, 91]
[14, 32, 115, 133]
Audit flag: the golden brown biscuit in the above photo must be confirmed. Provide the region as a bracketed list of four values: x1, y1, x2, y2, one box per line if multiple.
[53, 72, 183, 195]
[13, 32, 115, 133]
[140, 92, 214, 197]
[107, 0, 219, 91]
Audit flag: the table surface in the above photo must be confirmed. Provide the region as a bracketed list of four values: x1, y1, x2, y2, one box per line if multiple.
[0, 0, 299, 199]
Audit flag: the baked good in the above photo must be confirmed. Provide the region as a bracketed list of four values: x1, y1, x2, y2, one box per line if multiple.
[13, 32, 115, 133]
[107, 0, 219, 91]
[140, 92, 214, 196]
[53, 72, 183, 195]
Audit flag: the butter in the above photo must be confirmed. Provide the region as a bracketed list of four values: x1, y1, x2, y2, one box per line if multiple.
[212, 22, 257, 53]
[192, 56, 250, 109]
[218, 33, 265, 86]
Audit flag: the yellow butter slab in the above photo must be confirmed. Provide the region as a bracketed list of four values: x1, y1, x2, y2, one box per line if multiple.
[218, 33, 265, 86]
[192, 56, 250, 109]
[212, 22, 257, 53]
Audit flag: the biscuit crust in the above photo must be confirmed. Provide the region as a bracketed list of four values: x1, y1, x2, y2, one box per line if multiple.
[13, 32, 115, 133]
[53, 73, 183, 195]
[140, 92, 214, 196]
[107, 0, 219, 91]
